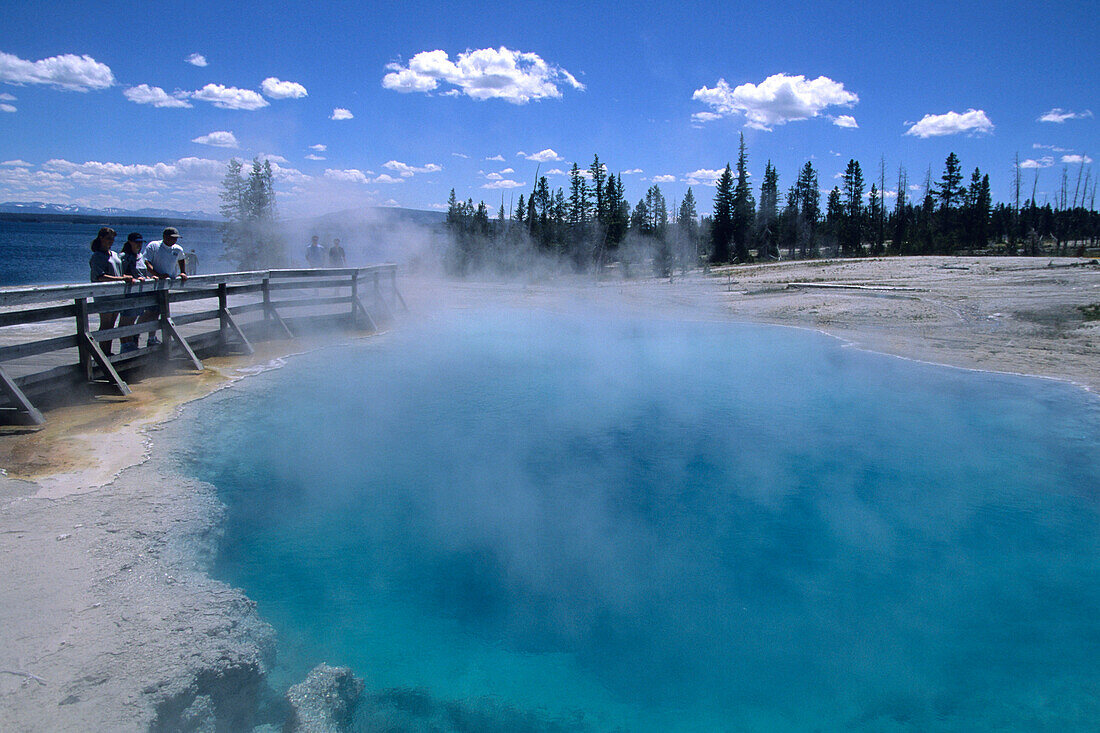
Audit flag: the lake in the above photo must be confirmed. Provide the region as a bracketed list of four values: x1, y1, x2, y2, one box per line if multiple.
[0, 218, 225, 287]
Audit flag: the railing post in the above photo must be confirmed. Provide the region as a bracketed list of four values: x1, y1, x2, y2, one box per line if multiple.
[218, 282, 228, 353]
[262, 276, 271, 325]
[350, 271, 359, 327]
[157, 286, 172, 363]
[75, 297, 92, 381]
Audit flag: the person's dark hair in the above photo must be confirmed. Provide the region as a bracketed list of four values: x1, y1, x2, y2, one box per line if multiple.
[91, 227, 116, 251]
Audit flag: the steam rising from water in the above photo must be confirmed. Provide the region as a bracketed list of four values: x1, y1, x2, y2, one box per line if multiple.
[174, 308, 1100, 731]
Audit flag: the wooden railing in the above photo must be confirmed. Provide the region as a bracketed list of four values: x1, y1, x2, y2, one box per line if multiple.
[0, 265, 405, 425]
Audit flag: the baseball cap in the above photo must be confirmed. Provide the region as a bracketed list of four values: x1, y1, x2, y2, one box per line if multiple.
[126, 232, 145, 243]
[163, 227, 181, 239]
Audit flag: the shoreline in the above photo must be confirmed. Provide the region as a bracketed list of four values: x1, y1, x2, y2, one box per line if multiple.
[2, 256, 1098, 728]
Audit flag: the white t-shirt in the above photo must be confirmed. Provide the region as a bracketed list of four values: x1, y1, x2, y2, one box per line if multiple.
[143, 240, 186, 277]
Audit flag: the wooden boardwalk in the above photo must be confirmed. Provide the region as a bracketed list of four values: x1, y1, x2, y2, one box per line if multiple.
[0, 265, 406, 426]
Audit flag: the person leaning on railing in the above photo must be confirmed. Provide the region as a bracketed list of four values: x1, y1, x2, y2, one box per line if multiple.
[143, 227, 189, 282]
[89, 227, 133, 356]
[118, 232, 160, 352]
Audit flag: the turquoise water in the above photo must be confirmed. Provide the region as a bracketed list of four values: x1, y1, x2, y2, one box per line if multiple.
[176, 309, 1100, 731]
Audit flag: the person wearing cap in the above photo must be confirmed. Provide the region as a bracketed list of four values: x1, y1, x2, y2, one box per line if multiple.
[306, 235, 325, 268]
[89, 227, 133, 356]
[144, 227, 189, 281]
[328, 237, 347, 267]
[118, 233, 159, 352]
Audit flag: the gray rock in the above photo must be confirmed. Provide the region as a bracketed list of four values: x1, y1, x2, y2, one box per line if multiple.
[285, 664, 365, 732]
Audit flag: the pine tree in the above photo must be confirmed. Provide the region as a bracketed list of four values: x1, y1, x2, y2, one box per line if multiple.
[825, 186, 844, 256]
[795, 161, 820, 256]
[568, 163, 589, 228]
[645, 185, 667, 234]
[631, 198, 650, 234]
[220, 157, 285, 269]
[935, 152, 965, 252]
[842, 159, 864, 255]
[711, 164, 735, 263]
[732, 133, 755, 261]
[867, 183, 883, 255]
[936, 153, 965, 212]
[893, 167, 909, 252]
[589, 154, 607, 226]
[756, 160, 779, 259]
[605, 174, 628, 248]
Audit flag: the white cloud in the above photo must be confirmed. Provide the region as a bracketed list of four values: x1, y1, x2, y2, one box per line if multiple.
[622, 168, 643, 175]
[452, 152, 469, 158]
[373, 173, 404, 184]
[650, 174, 677, 183]
[382, 46, 584, 104]
[43, 156, 225, 180]
[485, 172, 503, 180]
[691, 111, 723, 123]
[523, 148, 563, 162]
[1032, 143, 1068, 152]
[2, 159, 31, 166]
[0, 156, 245, 212]
[429, 202, 449, 210]
[186, 53, 208, 67]
[330, 107, 353, 120]
[1038, 108, 1093, 123]
[124, 84, 192, 108]
[304, 154, 326, 161]
[905, 109, 993, 138]
[0, 103, 14, 113]
[261, 77, 308, 99]
[482, 179, 526, 189]
[500, 167, 514, 174]
[692, 73, 858, 130]
[0, 51, 114, 92]
[254, 153, 288, 164]
[485, 154, 505, 162]
[545, 168, 567, 176]
[381, 199, 400, 207]
[1020, 156, 1054, 169]
[832, 114, 858, 128]
[309, 144, 327, 152]
[383, 160, 442, 177]
[192, 83, 268, 110]
[1062, 154, 1093, 164]
[0, 93, 15, 101]
[909, 184, 923, 191]
[683, 168, 724, 186]
[191, 130, 239, 148]
[324, 168, 370, 183]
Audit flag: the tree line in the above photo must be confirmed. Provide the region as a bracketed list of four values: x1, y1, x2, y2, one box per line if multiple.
[444, 137, 1099, 275]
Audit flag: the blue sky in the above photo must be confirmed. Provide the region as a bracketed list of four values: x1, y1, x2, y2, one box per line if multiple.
[1, 0, 1096, 216]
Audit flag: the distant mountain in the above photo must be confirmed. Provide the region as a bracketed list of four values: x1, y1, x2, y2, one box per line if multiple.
[302, 205, 446, 228]
[0, 201, 447, 226]
[0, 201, 219, 221]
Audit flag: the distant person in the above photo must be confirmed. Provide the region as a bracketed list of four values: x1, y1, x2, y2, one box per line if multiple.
[306, 235, 326, 268]
[119, 232, 159, 351]
[328, 238, 347, 267]
[144, 227, 188, 281]
[89, 227, 133, 356]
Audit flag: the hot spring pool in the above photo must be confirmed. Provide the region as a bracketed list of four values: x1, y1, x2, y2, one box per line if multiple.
[174, 308, 1100, 731]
